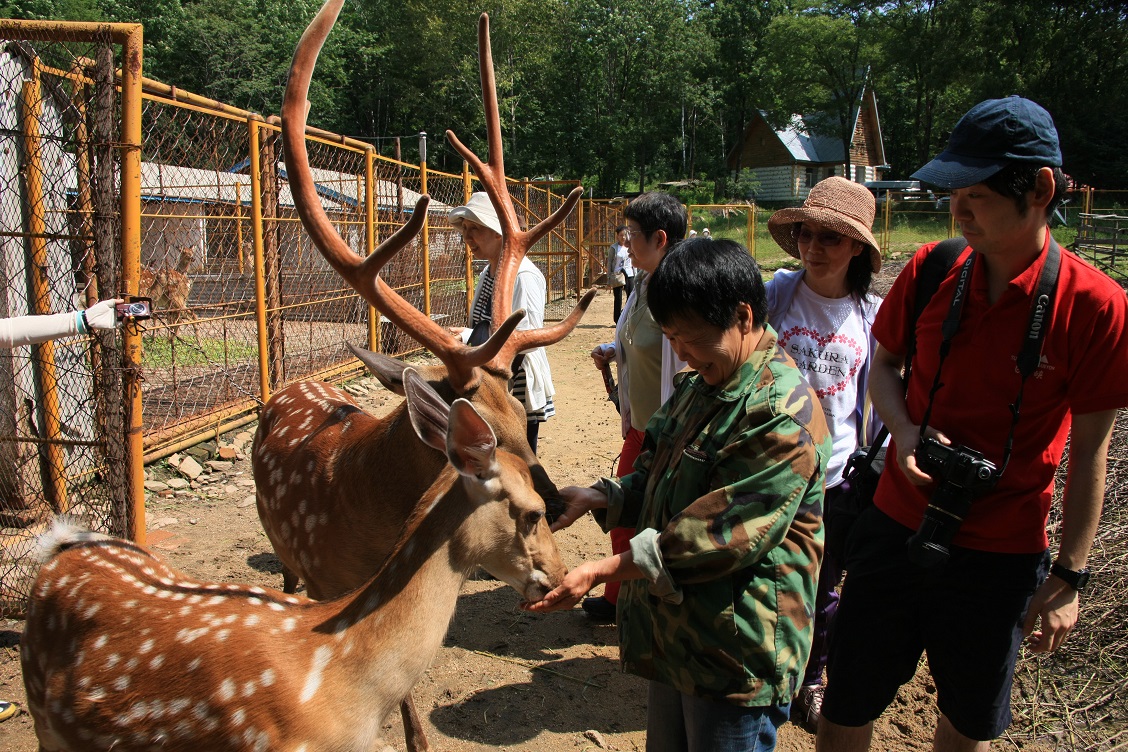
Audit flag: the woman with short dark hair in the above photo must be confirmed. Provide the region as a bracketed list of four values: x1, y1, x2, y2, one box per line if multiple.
[528, 238, 831, 752]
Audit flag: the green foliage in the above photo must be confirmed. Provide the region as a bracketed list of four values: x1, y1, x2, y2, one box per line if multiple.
[726, 169, 761, 201]
[11, 0, 1128, 190]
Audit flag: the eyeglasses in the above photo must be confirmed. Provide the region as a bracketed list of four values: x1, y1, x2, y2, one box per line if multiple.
[794, 226, 849, 247]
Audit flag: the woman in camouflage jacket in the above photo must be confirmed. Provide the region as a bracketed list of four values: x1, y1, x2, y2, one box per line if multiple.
[527, 238, 831, 752]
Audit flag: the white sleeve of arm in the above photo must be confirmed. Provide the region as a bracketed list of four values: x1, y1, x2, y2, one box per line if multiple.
[0, 312, 80, 348]
[512, 271, 546, 332]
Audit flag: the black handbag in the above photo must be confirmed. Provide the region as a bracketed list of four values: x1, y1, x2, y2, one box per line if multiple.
[824, 427, 887, 554]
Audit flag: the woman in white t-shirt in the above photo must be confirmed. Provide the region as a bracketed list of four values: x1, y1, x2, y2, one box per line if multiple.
[764, 176, 884, 734]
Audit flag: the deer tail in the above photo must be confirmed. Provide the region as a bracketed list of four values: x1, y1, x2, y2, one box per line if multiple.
[35, 518, 114, 563]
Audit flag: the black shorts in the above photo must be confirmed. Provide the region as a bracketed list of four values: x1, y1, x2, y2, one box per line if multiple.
[821, 506, 1049, 741]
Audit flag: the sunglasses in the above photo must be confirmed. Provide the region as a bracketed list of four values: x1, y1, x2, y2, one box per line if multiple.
[794, 226, 849, 248]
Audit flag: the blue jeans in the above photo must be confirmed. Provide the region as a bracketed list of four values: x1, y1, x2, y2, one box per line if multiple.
[646, 681, 789, 752]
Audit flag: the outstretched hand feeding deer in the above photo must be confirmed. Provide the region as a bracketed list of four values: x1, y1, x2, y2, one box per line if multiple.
[21, 367, 566, 751]
[251, 0, 594, 748]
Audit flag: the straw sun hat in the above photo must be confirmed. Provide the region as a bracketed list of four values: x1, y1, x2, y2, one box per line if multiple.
[767, 177, 882, 273]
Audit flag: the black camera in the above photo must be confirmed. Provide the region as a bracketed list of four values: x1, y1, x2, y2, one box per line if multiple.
[907, 437, 999, 568]
[115, 296, 152, 321]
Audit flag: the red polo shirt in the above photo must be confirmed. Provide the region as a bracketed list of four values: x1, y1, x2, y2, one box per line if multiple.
[873, 235, 1128, 553]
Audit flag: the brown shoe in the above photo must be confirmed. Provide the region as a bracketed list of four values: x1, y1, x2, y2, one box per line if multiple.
[794, 684, 823, 734]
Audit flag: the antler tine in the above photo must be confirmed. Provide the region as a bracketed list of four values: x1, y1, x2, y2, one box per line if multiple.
[444, 14, 528, 328]
[443, 12, 595, 376]
[283, 0, 519, 391]
[505, 288, 597, 357]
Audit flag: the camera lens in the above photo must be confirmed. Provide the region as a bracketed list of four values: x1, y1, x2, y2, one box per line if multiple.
[975, 466, 992, 481]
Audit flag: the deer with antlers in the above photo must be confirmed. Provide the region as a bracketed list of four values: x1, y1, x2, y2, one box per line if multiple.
[21, 367, 566, 752]
[250, 0, 593, 748]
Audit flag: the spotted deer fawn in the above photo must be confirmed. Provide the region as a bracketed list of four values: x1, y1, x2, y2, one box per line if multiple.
[256, 2, 593, 748]
[21, 367, 566, 752]
[139, 246, 196, 336]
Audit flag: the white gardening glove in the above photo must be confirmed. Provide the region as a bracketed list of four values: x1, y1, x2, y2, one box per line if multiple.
[82, 299, 123, 331]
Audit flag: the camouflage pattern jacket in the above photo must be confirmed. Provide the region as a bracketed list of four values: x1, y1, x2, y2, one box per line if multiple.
[595, 327, 830, 706]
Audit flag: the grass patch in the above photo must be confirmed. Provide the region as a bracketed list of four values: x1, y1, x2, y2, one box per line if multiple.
[142, 335, 258, 369]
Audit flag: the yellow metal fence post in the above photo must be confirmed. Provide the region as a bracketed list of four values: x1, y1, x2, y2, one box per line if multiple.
[248, 116, 272, 405]
[119, 23, 145, 543]
[366, 147, 378, 352]
[748, 203, 755, 258]
[19, 61, 69, 516]
[420, 139, 431, 319]
[575, 195, 584, 299]
[463, 163, 473, 323]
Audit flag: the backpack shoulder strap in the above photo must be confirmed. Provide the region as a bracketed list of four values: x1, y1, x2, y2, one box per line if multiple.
[903, 236, 968, 386]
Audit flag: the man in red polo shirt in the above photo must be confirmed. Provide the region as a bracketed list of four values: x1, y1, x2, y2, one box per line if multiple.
[818, 96, 1128, 751]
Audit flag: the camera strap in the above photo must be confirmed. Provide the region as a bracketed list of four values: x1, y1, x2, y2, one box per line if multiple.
[917, 236, 1062, 478]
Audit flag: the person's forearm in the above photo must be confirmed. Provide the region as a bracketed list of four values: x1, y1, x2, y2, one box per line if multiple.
[589, 551, 643, 585]
[1056, 410, 1117, 569]
[868, 357, 912, 437]
[0, 311, 79, 348]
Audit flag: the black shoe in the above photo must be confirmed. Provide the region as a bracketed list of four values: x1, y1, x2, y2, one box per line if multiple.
[581, 596, 617, 624]
[793, 684, 823, 734]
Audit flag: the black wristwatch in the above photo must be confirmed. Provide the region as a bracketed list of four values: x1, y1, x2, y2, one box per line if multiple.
[1050, 561, 1090, 591]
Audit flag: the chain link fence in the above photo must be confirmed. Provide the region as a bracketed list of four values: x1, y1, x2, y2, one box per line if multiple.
[0, 21, 591, 615]
[0, 26, 141, 617]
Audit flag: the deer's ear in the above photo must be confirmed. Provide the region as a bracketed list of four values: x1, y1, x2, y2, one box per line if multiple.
[404, 368, 450, 451]
[348, 344, 408, 395]
[446, 399, 498, 479]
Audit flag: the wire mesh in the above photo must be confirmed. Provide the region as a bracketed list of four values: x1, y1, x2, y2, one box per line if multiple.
[586, 199, 628, 286]
[138, 95, 265, 444]
[0, 34, 128, 617]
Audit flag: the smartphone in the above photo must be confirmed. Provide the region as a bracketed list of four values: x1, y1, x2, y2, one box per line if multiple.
[115, 296, 153, 321]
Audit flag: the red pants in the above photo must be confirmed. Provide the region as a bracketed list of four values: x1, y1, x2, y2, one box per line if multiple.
[605, 427, 644, 605]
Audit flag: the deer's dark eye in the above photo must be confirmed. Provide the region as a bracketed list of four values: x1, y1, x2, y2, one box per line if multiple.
[525, 510, 544, 529]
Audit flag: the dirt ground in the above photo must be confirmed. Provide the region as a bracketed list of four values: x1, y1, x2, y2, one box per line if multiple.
[0, 289, 1058, 751]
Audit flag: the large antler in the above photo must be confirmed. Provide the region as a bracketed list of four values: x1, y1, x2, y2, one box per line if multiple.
[445, 13, 595, 372]
[281, 0, 522, 392]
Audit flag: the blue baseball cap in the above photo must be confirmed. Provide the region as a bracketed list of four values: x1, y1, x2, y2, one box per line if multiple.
[912, 96, 1062, 189]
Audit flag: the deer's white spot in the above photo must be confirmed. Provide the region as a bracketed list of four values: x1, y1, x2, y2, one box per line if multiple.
[218, 677, 236, 701]
[260, 668, 276, 687]
[176, 626, 209, 644]
[139, 638, 154, 654]
[299, 645, 333, 703]
[93, 634, 108, 650]
[282, 617, 297, 633]
[232, 707, 246, 726]
[149, 654, 165, 670]
[244, 614, 260, 627]
[113, 674, 130, 691]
